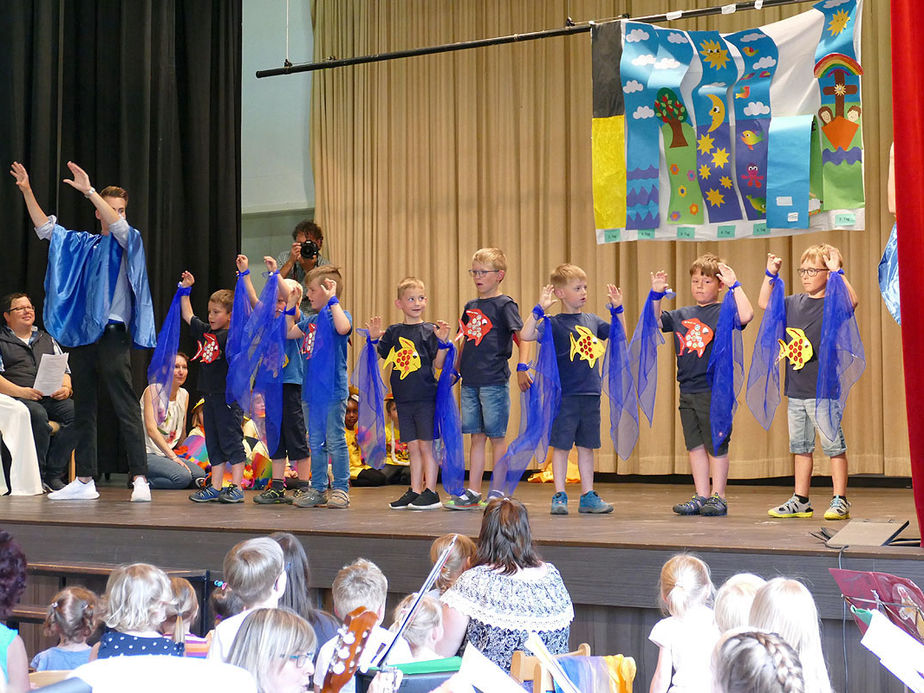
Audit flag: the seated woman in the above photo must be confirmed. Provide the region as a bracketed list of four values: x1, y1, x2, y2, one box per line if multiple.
[0, 393, 42, 495]
[140, 353, 205, 490]
[435, 498, 574, 673]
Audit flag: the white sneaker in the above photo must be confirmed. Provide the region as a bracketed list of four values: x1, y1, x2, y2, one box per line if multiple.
[131, 477, 152, 503]
[47, 479, 100, 500]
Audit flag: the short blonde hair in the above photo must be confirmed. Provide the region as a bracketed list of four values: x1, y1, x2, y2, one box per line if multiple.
[430, 534, 477, 594]
[103, 563, 172, 632]
[391, 594, 442, 652]
[396, 277, 426, 301]
[306, 265, 344, 298]
[209, 289, 234, 312]
[472, 248, 507, 273]
[227, 608, 316, 693]
[800, 243, 841, 269]
[550, 263, 587, 289]
[690, 253, 722, 278]
[223, 537, 284, 608]
[715, 573, 766, 633]
[332, 558, 387, 618]
[658, 553, 715, 618]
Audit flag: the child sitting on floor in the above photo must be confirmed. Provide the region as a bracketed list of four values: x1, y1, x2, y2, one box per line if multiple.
[31, 586, 99, 671]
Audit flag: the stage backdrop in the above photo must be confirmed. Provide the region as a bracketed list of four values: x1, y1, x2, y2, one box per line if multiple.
[310, 0, 903, 480]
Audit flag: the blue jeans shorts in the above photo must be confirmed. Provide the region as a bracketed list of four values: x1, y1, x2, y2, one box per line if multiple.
[549, 395, 601, 450]
[787, 397, 847, 456]
[461, 384, 510, 438]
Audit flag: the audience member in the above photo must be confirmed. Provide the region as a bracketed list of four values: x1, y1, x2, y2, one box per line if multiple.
[0, 394, 42, 495]
[428, 534, 477, 597]
[390, 594, 444, 662]
[0, 530, 29, 693]
[437, 498, 574, 672]
[0, 292, 75, 490]
[715, 573, 767, 633]
[31, 586, 99, 671]
[162, 577, 208, 658]
[227, 607, 316, 693]
[713, 629, 805, 693]
[209, 581, 245, 627]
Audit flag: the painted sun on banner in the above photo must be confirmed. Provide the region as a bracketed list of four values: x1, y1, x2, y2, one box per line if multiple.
[591, 0, 864, 243]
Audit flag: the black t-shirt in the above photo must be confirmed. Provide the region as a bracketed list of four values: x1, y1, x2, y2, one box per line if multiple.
[783, 293, 825, 399]
[458, 295, 523, 387]
[189, 316, 230, 394]
[538, 312, 609, 396]
[661, 303, 722, 393]
[377, 322, 439, 402]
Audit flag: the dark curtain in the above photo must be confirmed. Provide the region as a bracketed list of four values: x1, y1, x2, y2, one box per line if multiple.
[0, 0, 241, 473]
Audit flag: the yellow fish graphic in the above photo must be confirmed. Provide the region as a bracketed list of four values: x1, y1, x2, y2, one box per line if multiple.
[383, 337, 422, 379]
[777, 327, 813, 370]
[569, 325, 605, 368]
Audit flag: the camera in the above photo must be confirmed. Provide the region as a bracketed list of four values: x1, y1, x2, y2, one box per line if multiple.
[300, 239, 320, 260]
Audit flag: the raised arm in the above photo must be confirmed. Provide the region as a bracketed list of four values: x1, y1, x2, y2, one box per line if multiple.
[433, 321, 452, 369]
[650, 271, 670, 326]
[717, 263, 754, 326]
[179, 271, 195, 324]
[825, 248, 859, 309]
[10, 161, 51, 229]
[757, 253, 783, 310]
[317, 277, 352, 335]
[520, 285, 557, 341]
[236, 255, 259, 307]
[606, 284, 627, 330]
[285, 285, 306, 339]
[62, 161, 120, 233]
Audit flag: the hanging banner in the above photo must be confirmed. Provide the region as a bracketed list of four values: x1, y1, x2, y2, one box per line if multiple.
[592, 0, 864, 243]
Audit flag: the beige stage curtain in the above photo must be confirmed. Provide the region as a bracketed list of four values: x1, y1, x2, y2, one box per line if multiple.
[310, 0, 907, 478]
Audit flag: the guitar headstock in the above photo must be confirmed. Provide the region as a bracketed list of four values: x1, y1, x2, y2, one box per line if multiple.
[321, 606, 378, 693]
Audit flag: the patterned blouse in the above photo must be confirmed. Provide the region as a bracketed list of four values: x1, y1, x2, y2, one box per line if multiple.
[441, 563, 574, 672]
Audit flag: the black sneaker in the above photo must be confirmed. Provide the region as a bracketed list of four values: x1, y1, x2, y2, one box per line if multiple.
[699, 493, 728, 516]
[409, 488, 442, 510]
[673, 495, 707, 516]
[253, 486, 292, 505]
[390, 488, 419, 510]
[217, 484, 244, 504]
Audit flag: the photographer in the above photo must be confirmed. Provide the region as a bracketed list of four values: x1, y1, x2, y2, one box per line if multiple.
[277, 220, 330, 313]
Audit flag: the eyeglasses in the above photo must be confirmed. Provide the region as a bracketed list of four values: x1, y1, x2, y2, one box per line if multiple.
[797, 267, 827, 278]
[7, 305, 34, 313]
[285, 652, 314, 668]
[468, 270, 499, 278]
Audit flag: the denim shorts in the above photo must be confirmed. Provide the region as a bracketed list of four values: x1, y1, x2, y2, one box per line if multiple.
[678, 391, 730, 457]
[461, 384, 510, 438]
[787, 397, 847, 456]
[549, 395, 601, 450]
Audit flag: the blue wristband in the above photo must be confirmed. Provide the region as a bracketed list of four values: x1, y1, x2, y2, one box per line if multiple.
[648, 289, 666, 300]
[438, 339, 452, 350]
[532, 304, 545, 319]
[326, 296, 340, 307]
[833, 268, 845, 275]
[516, 363, 530, 372]
[177, 285, 192, 296]
[283, 306, 296, 316]
[369, 338, 380, 345]
[765, 269, 777, 279]
[237, 269, 250, 277]
[728, 281, 741, 290]
[609, 304, 624, 314]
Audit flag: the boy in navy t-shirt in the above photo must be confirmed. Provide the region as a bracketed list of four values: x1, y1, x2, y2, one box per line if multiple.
[367, 277, 451, 511]
[652, 253, 753, 517]
[447, 248, 530, 510]
[520, 263, 624, 516]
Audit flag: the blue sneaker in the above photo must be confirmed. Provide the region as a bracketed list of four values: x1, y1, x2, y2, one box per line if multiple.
[579, 490, 614, 514]
[218, 484, 244, 504]
[550, 492, 568, 515]
[673, 495, 707, 516]
[189, 484, 220, 503]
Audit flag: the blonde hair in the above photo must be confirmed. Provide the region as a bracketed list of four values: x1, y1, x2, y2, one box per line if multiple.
[749, 578, 831, 693]
[163, 577, 200, 642]
[332, 558, 387, 618]
[715, 573, 766, 633]
[209, 289, 234, 312]
[429, 534, 477, 594]
[396, 277, 426, 300]
[472, 248, 507, 273]
[391, 594, 442, 653]
[306, 265, 344, 299]
[800, 243, 842, 269]
[103, 563, 172, 632]
[690, 252, 722, 278]
[714, 628, 805, 693]
[43, 586, 99, 644]
[549, 263, 587, 289]
[658, 554, 714, 618]
[223, 537, 284, 608]
[227, 608, 316, 693]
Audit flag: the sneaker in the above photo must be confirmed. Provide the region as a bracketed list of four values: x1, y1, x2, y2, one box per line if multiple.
[823, 496, 850, 520]
[327, 489, 350, 509]
[699, 493, 728, 517]
[768, 494, 813, 518]
[486, 489, 505, 501]
[43, 477, 66, 492]
[253, 486, 293, 505]
[189, 484, 221, 503]
[293, 488, 328, 508]
[579, 490, 614, 514]
[673, 495, 707, 516]
[131, 477, 151, 503]
[550, 491, 568, 515]
[47, 479, 99, 501]
[217, 484, 244, 504]
[409, 488, 442, 510]
[443, 489, 482, 511]
[390, 488, 419, 510]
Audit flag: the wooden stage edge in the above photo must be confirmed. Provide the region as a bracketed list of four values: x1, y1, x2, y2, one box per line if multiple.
[2, 481, 922, 691]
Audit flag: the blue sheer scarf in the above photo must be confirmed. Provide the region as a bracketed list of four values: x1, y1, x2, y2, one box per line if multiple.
[225, 272, 254, 388]
[434, 344, 465, 497]
[746, 275, 785, 430]
[816, 271, 865, 441]
[491, 315, 561, 497]
[628, 291, 670, 426]
[602, 306, 639, 460]
[146, 285, 188, 425]
[350, 329, 387, 469]
[304, 303, 340, 450]
[706, 289, 744, 454]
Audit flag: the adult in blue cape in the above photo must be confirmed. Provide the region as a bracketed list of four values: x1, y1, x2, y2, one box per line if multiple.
[11, 161, 155, 503]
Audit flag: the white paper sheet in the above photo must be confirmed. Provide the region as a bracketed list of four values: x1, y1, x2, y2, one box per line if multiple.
[34, 353, 68, 396]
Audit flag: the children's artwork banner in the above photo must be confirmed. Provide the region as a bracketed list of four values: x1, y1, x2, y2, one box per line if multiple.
[591, 0, 864, 243]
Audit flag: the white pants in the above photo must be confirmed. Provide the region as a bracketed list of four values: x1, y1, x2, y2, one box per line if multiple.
[0, 394, 43, 495]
